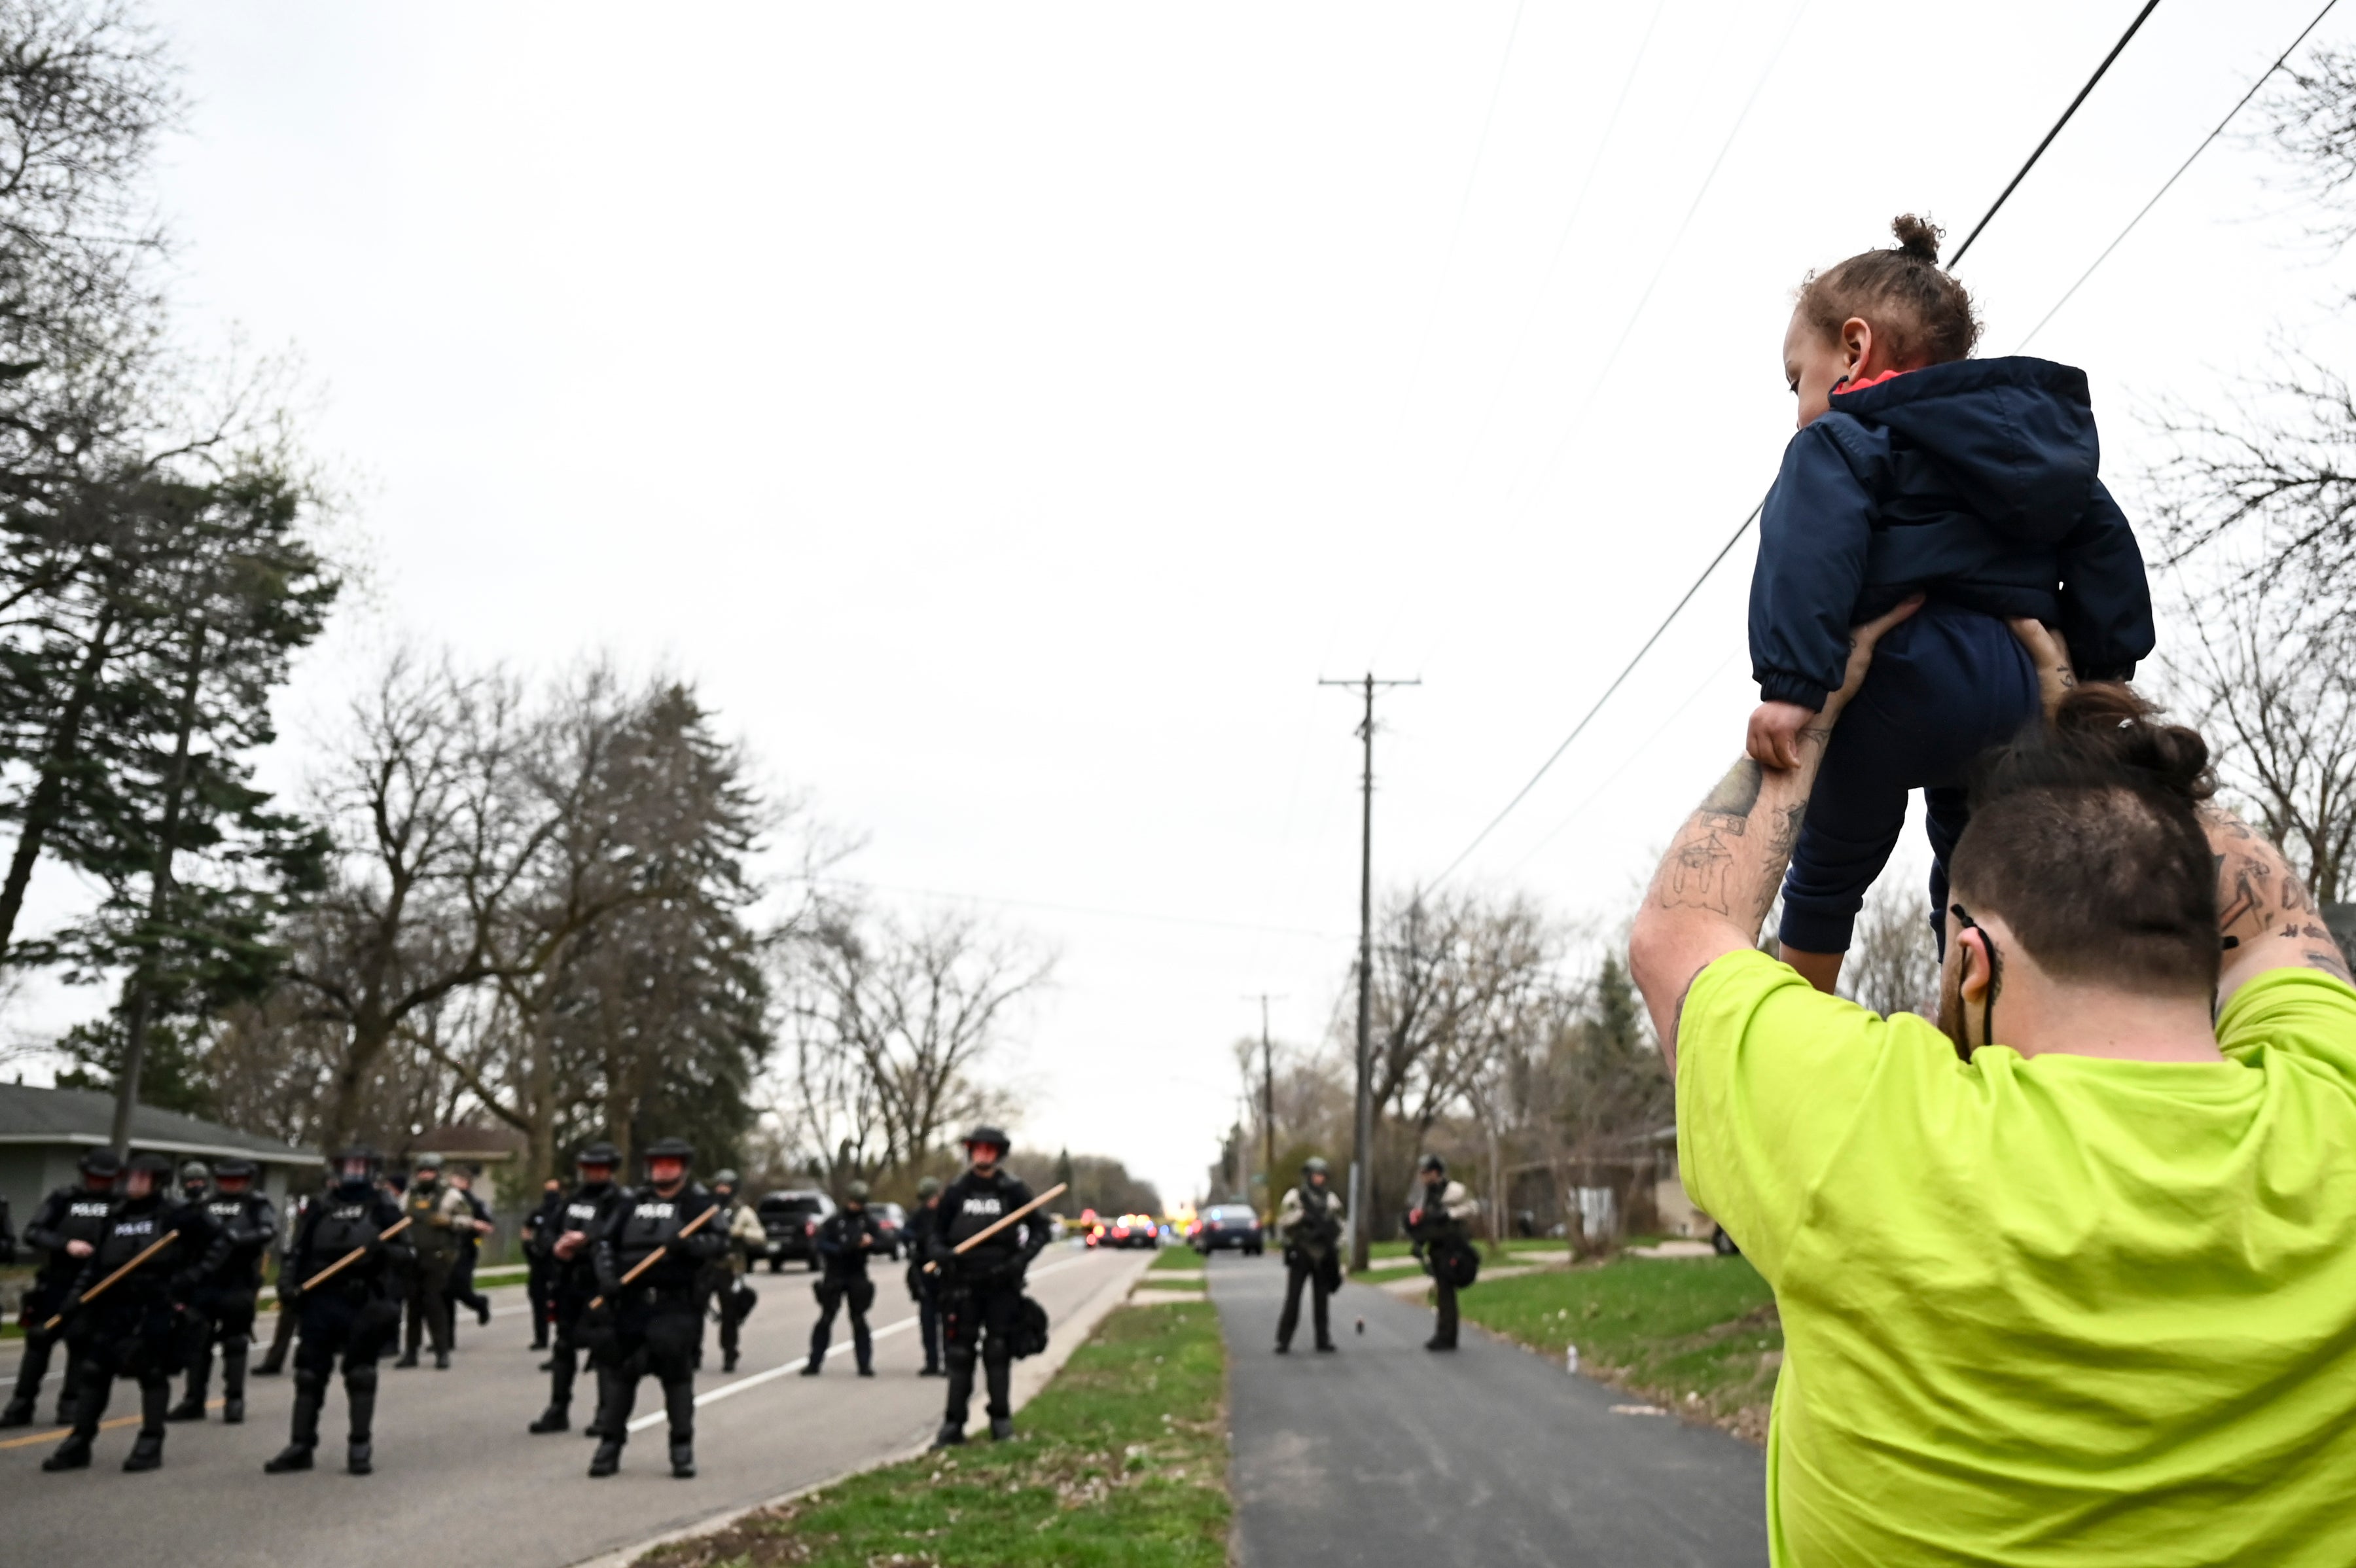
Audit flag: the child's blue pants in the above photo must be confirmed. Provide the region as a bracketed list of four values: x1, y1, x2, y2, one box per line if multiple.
[1777, 601, 2041, 955]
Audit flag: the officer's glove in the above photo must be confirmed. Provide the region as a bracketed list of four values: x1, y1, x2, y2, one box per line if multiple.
[276, 1280, 302, 1310]
[679, 1230, 726, 1263]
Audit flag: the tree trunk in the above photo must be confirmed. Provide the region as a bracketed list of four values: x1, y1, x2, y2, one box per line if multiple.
[110, 624, 205, 1154]
[0, 603, 118, 955]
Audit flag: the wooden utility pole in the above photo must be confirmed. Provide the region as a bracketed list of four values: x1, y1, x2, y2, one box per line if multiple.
[1245, 992, 1284, 1194]
[1319, 672, 1417, 1272]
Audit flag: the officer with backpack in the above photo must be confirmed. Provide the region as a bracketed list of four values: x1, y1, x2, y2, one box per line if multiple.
[927, 1126, 1049, 1446]
[1403, 1153, 1480, 1352]
[1274, 1156, 1345, 1354]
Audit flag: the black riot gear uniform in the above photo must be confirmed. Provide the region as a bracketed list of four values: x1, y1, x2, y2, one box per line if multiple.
[3, 1150, 120, 1429]
[42, 1156, 228, 1473]
[585, 1158, 724, 1479]
[929, 1161, 1047, 1446]
[168, 1158, 278, 1424]
[254, 1186, 312, 1376]
[904, 1179, 946, 1376]
[803, 1200, 882, 1376]
[527, 1150, 622, 1436]
[264, 1152, 413, 1477]
[521, 1180, 566, 1350]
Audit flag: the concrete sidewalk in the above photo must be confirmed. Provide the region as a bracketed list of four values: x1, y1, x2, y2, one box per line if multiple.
[1207, 1253, 1767, 1568]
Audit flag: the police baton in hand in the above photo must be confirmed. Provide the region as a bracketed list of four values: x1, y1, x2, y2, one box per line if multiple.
[923, 1183, 1067, 1275]
[41, 1232, 181, 1330]
[293, 1214, 414, 1296]
[588, 1203, 719, 1311]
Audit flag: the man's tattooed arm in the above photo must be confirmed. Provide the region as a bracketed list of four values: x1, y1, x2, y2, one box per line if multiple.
[2204, 807, 2356, 995]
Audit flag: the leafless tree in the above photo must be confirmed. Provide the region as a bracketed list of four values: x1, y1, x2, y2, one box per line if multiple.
[774, 904, 1051, 1186]
[1842, 876, 1941, 1020]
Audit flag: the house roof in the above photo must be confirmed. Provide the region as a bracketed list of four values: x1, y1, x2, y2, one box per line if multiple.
[409, 1122, 525, 1161]
[0, 1082, 316, 1164]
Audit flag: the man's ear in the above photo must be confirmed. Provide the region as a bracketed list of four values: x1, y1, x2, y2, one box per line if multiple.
[1840, 316, 1874, 379]
[1955, 927, 1992, 1006]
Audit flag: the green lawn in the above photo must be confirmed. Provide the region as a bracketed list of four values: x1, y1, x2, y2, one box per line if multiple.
[1453, 1256, 1780, 1439]
[637, 1301, 1230, 1568]
[1149, 1247, 1206, 1274]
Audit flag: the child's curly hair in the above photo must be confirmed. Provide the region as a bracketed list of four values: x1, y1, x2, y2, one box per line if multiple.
[1796, 215, 1980, 366]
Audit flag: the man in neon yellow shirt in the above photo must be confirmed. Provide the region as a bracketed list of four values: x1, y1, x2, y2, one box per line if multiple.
[1630, 609, 2356, 1567]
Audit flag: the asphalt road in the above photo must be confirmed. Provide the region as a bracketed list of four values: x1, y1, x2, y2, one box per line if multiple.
[0, 1245, 1146, 1567]
[1209, 1253, 1769, 1568]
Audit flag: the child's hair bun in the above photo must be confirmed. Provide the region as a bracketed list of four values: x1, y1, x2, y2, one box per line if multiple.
[1890, 213, 1944, 264]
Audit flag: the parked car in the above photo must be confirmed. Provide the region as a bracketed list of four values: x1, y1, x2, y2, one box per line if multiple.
[757, 1189, 836, 1272]
[1103, 1212, 1159, 1250]
[870, 1201, 908, 1260]
[1193, 1204, 1264, 1256]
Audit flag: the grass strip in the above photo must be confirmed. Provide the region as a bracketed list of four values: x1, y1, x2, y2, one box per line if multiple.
[1452, 1256, 1780, 1442]
[1148, 1247, 1207, 1274]
[638, 1300, 1229, 1568]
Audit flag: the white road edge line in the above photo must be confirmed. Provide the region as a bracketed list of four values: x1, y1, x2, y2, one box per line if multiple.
[622, 1253, 1094, 1433]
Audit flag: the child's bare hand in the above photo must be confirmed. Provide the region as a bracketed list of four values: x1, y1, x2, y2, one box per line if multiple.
[1746, 701, 1815, 770]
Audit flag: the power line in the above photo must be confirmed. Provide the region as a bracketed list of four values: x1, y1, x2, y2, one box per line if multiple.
[813, 876, 1348, 942]
[2020, 0, 2342, 347]
[1387, 0, 1531, 440]
[1429, 503, 1760, 888]
[1946, 0, 2165, 266]
[1427, 0, 2176, 887]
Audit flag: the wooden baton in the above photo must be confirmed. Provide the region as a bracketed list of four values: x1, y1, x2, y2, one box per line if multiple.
[922, 1181, 1069, 1275]
[587, 1203, 720, 1311]
[40, 1232, 180, 1331]
[293, 1214, 414, 1295]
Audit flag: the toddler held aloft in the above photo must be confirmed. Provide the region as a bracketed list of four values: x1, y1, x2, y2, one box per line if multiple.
[1743, 215, 2154, 992]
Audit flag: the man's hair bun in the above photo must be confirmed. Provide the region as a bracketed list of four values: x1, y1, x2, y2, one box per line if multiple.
[2050, 683, 2215, 803]
[1890, 213, 1944, 263]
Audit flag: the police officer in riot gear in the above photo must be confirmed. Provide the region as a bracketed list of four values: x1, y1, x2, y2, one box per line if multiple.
[253, 1180, 314, 1378]
[904, 1175, 946, 1376]
[43, 1151, 228, 1473]
[1274, 1156, 1346, 1355]
[522, 1176, 566, 1352]
[3, 1147, 120, 1428]
[178, 1160, 211, 1205]
[1404, 1152, 1480, 1352]
[586, 1137, 724, 1478]
[395, 1152, 467, 1369]
[704, 1169, 765, 1375]
[168, 1156, 278, 1424]
[529, 1142, 622, 1435]
[929, 1127, 1046, 1446]
[802, 1179, 882, 1376]
[265, 1147, 413, 1476]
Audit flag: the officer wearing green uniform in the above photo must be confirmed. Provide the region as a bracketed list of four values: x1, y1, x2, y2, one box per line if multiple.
[395, 1152, 468, 1370]
[1274, 1156, 1345, 1355]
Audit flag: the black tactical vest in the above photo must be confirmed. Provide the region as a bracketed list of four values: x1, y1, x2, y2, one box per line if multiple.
[202, 1193, 273, 1283]
[613, 1185, 713, 1290]
[552, 1183, 614, 1283]
[37, 1190, 116, 1279]
[308, 1194, 388, 1268]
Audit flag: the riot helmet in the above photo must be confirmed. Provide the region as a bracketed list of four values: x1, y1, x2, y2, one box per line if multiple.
[643, 1137, 694, 1190]
[1417, 1152, 1447, 1179]
[179, 1159, 212, 1198]
[124, 1150, 173, 1199]
[917, 1175, 942, 1201]
[961, 1125, 1010, 1169]
[576, 1141, 620, 1183]
[215, 1156, 257, 1192]
[1302, 1156, 1330, 1188]
[844, 1179, 870, 1207]
[711, 1168, 740, 1192]
[331, 1145, 382, 1193]
[79, 1147, 122, 1187]
[411, 1151, 445, 1183]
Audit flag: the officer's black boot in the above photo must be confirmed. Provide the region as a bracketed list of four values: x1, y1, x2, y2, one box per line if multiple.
[222, 1338, 249, 1423]
[264, 1368, 321, 1472]
[589, 1376, 634, 1477]
[529, 1400, 569, 1433]
[665, 1380, 696, 1478]
[853, 1315, 874, 1377]
[346, 1363, 377, 1475]
[52, 1345, 84, 1427]
[122, 1379, 169, 1470]
[168, 1348, 209, 1421]
[584, 1361, 620, 1440]
[984, 1355, 1014, 1442]
[937, 1347, 974, 1447]
[3, 1336, 47, 1425]
[45, 1366, 107, 1470]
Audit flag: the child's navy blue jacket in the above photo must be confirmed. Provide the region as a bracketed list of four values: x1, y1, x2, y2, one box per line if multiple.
[1747, 356, 2154, 709]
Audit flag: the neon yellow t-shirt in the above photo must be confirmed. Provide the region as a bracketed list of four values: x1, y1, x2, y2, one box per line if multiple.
[1677, 950, 2356, 1567]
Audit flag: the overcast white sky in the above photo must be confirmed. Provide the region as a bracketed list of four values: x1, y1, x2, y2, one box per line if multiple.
[10, 1, 2353, 1203]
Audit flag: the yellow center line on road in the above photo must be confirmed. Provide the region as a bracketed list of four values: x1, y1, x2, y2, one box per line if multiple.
[0, 1397, 223, 1451]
